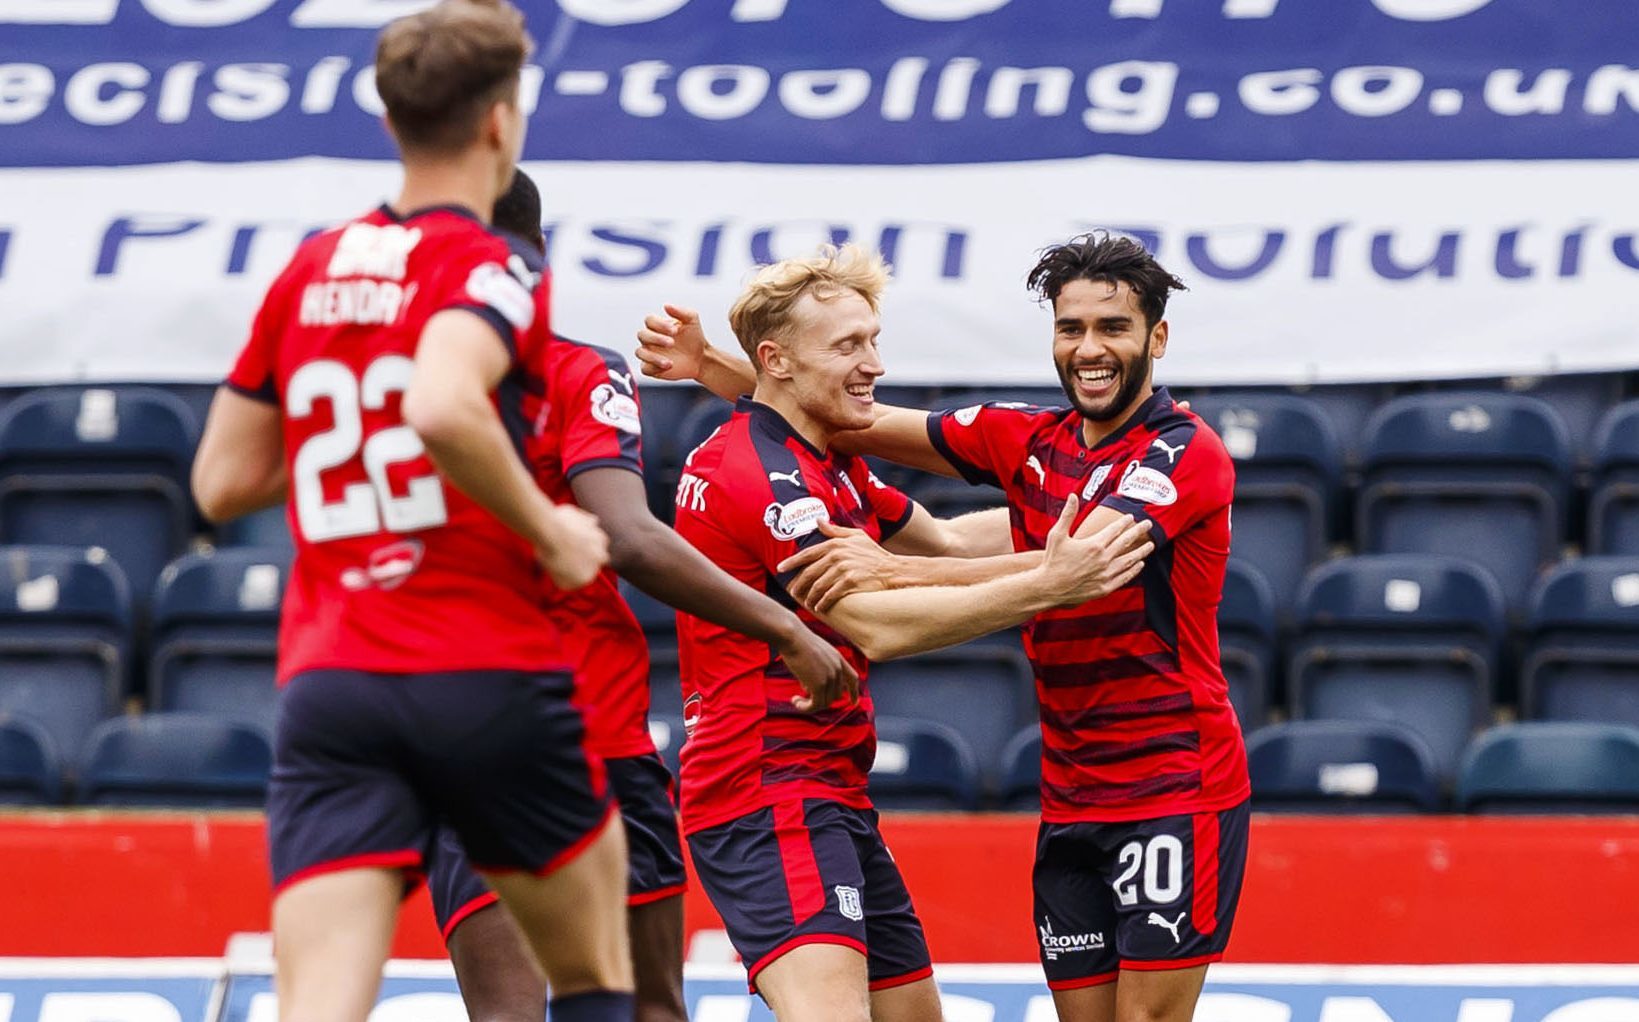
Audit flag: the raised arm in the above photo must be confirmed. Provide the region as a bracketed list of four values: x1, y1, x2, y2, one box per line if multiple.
[570, 466, 858, 710]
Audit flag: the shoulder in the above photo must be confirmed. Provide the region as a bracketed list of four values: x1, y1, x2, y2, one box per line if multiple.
[1151, 403, 1229, 467]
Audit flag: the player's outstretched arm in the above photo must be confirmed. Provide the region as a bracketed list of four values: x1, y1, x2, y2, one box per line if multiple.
[405, 309, 609, 590]
[571, 467, 859, 710]
[815, 496, 1152, 661]
[193, 388, 288, 523]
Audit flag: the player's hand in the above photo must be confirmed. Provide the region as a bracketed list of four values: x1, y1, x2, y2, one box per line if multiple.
[775, 520, 897, 613]
[777, 623, 861, 712]
[1039, 495, 1153, 605]
[536, 504, 610, 591]
[635, 304, 710, 382]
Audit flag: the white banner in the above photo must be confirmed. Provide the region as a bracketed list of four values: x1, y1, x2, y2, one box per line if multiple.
[2, 157, 1637, 386]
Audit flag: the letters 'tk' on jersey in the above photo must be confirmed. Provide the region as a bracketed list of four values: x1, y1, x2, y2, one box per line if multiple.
[672, 398, 915, 835]
[227, 205, 571, 683]
[929, 388, 1250, 822]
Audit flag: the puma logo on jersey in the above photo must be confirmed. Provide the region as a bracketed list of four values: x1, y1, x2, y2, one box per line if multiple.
[768, 468, 804, 488]
[606, 368, 634, 393]
[1026, 455, 1046, 486]
[1146, 911, 1186, 944]
[1152, 438, 1186, 464]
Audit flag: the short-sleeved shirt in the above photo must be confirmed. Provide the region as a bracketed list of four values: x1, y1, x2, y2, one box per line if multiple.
[672, 398, 915, 835]
[928, 387, 1249, 823]
[227, 204, 571, 683]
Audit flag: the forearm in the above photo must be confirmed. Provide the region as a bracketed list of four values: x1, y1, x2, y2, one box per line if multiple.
[698, 347, 756, 401]
[824, 567, 1057, 661]
[612, 520, 801, 647]
[884, 550, 1043, 588]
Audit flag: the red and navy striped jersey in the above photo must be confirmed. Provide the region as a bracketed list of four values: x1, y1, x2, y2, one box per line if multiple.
[226, 205, 571, 683]
[518, 325, 654, 759]
[928, 388, 1249, 822]
[672, 398, 915, 834]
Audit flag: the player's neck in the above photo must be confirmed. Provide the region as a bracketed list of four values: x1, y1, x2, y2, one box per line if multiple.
[1079, 384, 1154, 447]
[751, 384, 833, 454]
[392, 157, 500, 224]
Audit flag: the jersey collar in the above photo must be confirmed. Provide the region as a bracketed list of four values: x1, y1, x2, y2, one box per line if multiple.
[1080, 386, 1173, 453]
[737, 397, 830, 462]
[376, 202, 485, 224]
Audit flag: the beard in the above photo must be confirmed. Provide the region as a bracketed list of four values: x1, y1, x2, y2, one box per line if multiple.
[1057, 344, 1152, 423]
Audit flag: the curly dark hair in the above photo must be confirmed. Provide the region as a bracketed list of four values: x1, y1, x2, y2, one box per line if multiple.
[493, 167, 543, 253]
[1026, 232, 1186, 330]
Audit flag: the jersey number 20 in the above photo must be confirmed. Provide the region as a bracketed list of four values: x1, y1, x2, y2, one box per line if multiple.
[288, 356, 448, 542]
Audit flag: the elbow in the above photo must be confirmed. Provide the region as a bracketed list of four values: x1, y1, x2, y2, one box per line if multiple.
[848, 623, 907, 663]
[402, 384, 466, 456]
[190, 462, 234, 524]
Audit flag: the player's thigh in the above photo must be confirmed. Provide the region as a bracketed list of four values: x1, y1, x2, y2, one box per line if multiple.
[687, 800, 870, 996]
[1051, 981, 1119, 1022]
[480, 811, 632, 994]
[627, 895, 686, 1022]
[272, 868, 402, 1022]
[756, 942, 870, 1022]
[868, 976, 943, 1022]
[446, 902, 545, 1022]
[1033, 822, 1122, 996]
[1114, 964, 1209, 1022]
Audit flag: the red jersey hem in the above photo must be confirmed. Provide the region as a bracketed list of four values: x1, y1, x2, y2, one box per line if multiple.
[1121, 952, 1224, 972]
[1039, 783, 1250, 825]
[628, 882, 687, 907]
[588, 736, 658, 760]
[277, 657, 576, 687]
[274, 849, 423, 898]
[681, 787, 874, 837]
[1046, 970, 1119, 991]
[869, 965, 934, 992]
[440, 892, 501, 943]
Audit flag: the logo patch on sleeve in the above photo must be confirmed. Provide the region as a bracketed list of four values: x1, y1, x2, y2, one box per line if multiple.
[953, 405, 982, 426]
[465, 262, 535, 330]
[588, 383, 642, 435]
[764, 497, 829, 541]
[1116, 464, 1178, 506]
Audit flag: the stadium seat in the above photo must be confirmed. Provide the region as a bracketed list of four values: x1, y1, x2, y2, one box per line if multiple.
[0, 387, 200, 606]
[869, 716, 982, 810]
[1357, 392, 1571, 613]
[1246, 721, 1440, 813]
[215, 506, 294, 553]
[1288, 555, 1505, 781]
[908, 476, 1008, 519]
[1455, 722, 1639, 814]
[1280, 384, 1390, 467]
[636, 381, 703, 523]
[1590, 401, 1639, 555]
[1189, 393, 1342, 614]
[149, 549, 285, 735]
[676, 401, 735, 465]
[866, 639, 1036, 788]
[647, 714, 686, 778]
[647, 643, 683, 720]
[935, 386, 1064, 410]
[78, 713, 272, 808]
[1520, 557, 1639, 727]
[1428, 373, 1624, 466]
[0, 545, 129, 763]
[1218, 560, 1277, 728]
[997, 725, 1040, 811]
[0, 717, 62, 805]
[618, 579, 677, 642]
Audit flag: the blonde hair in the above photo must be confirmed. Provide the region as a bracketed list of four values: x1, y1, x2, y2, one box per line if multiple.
[728, 244, 892, 366]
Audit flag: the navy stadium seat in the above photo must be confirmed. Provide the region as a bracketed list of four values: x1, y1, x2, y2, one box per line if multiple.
[1288, 555, 1505, 782]
[1520, 557, 1639, 727]
[635, 380, 702, 470]
[676, 401, 735, 466]
[216, 506, 294, 554]
[1455, 722, 1639, 814]
[78, 713, 271, 808]
[0, 387, 199, 606]
[1427, 374, 1623, 466]
[1279, 384, 1390, 467]
[1189, 394, 1342, 615]
[0, 717, 62, 805]
[646, 643, 683, 721]
[1218, 560, 1277, 728]
[865, 639, 1035, 789]
[1357, 393, 1571, 613]
[907, 476, 1007, 520]
[618, 579, 677, 642]
[647, 713, 686, 778]
[869, 716, 981, 811]
[1590, 401, 1639, 555]
[997, 725, 1040, 811]
[0, 546, 129, 762]
[149, 548, 286, 735]
[1246, 721, 1440, 813]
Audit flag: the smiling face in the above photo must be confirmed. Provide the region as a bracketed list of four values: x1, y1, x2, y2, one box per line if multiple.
[1052, 278, 1168, 431]
[758, 288, 885, 445]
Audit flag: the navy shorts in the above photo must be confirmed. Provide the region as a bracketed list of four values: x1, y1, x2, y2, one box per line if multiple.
[427, 751, 688, 941]
[688, 799, 932, 994]
[1032, 800, 1250, 990]
[267, 669, 612, 895]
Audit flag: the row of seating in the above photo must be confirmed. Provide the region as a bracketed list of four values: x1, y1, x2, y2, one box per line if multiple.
[4, 706, 1631, 814]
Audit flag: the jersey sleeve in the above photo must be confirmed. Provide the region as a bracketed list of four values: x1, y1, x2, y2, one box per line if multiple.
[554, 344, 645, 479]
[863, 467, 915, 542]
[1099, 419, 1234, 547]
[437, 233, 540, 362]
[224, 267, 290, 404]
[926, 403, 1049, 488]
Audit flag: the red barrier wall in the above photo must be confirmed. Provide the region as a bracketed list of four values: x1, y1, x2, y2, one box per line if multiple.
[1, 810, 1635, 963]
